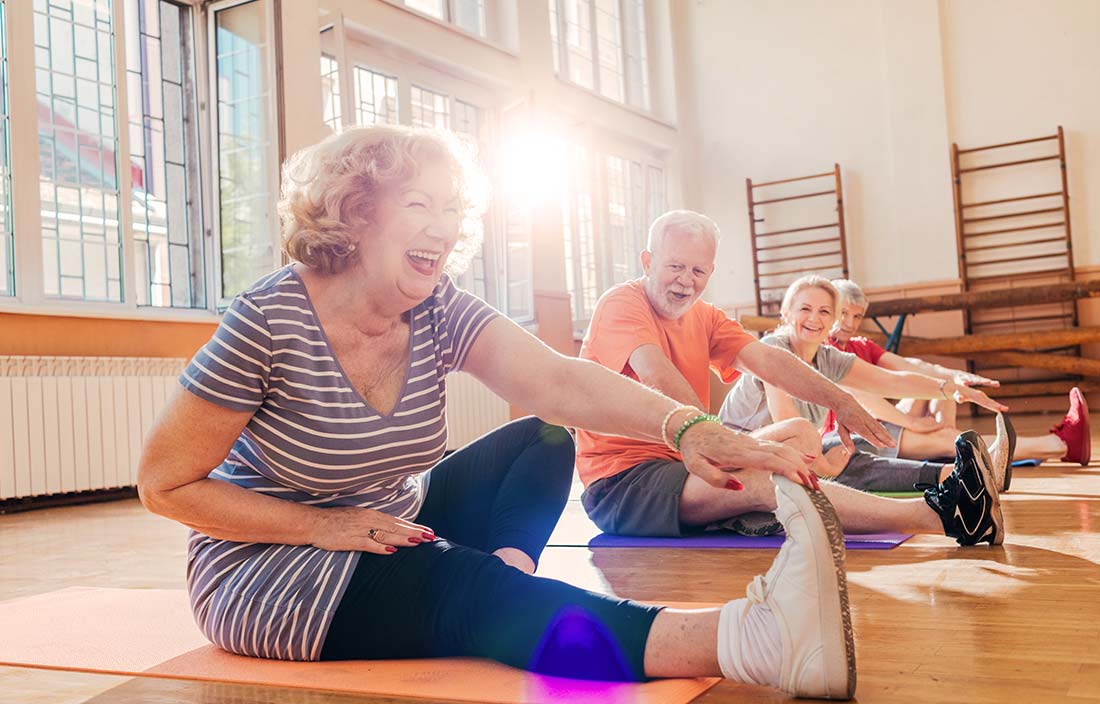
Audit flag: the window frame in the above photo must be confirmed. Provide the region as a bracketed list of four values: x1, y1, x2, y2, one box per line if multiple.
[550, 0, 652, 112]
[562, 136, 666, 333]
[0, 0, 219, 320]
[206, 0, 281, 311]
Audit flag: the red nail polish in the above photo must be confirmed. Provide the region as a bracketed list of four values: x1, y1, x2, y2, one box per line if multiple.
[385, 546, 398, 553]
[408, 537, 422, 544]
[725, 478, 743, 491]
[422, 532, 436, 540]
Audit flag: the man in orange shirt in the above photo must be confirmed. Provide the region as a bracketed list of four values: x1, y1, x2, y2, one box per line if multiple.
[577, 210, 1007, 546]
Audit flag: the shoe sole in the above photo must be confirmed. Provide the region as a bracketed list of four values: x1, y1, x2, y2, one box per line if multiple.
[959, 431, 1005, 546]
[1071, 388, 1091, 466]
[775, 476, 856, 700]
[1002, 413, 1016, 492]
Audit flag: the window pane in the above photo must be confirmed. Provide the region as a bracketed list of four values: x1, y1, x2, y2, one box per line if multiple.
[564, 145, 597, 327]
[35, 0, 122, 301]
[646, 164, 665, 231]
[562, 0, 594, 90]
[594, 0, 623, 102]
[405, 0, 445, 20]
[605, 155, 630, 284]
[214, 0, 275, 300]
[0, 0, 12, 295]
[320, 50, 341, 132]
[547, 0, 561, 75]
[353, 66, 398, 126]
[452, 0, 486, 36]
[452, 100, 488, 302]
[622, 0, 649, 110]
[126, 0, 205, 308]
[410, 85, 449, 130]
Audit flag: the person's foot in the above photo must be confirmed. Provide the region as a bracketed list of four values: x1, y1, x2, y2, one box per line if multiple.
[720, 476, 855, 699]
[1050, 387, 1091, 466]
[989, 413, 1015, 492]
[922, 431, 1004, 546]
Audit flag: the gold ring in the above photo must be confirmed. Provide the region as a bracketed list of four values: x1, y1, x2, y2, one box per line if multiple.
[368, 528, 381, 541]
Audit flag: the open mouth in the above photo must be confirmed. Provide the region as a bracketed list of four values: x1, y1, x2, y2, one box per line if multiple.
[801, 324, 824, 335]
[668, 291, 692, 303]
[406, 249, 442, 276]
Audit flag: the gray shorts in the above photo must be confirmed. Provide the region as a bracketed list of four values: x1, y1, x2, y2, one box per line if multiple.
[821, 421, 904, 459]
[580, 460, 690, 537]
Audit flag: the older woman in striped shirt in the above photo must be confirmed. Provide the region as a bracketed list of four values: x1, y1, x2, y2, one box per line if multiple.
[138, 125, 858, 698]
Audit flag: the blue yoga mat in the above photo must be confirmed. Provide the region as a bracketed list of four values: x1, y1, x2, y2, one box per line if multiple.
[558, 531, 912, 550]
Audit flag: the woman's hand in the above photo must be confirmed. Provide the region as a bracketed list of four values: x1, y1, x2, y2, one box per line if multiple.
[949, 382, 1008, 413]
[309, 507, 436, 555]
[834, 394, 897, 451]
[905, 415, 946, 434]
[954, 370, 1000, 388]
[678, 421, 817, 490]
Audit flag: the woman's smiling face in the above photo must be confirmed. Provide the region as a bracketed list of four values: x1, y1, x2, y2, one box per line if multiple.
[785, 286, 836, 347]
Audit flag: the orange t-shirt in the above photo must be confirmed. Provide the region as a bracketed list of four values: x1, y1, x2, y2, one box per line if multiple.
[575, 279, 757, 486]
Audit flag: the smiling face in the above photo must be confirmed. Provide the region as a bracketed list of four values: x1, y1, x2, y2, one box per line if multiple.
[832, 300, 867, 344]
[784, 286, 837, 347]
[358, 160, 463, 307]
[640, 227, 717, 320]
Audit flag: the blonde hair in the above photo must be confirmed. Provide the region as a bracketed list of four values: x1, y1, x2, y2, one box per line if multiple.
[831, 279, 868, 309]
[778, 275, 840, 332]
[279, 125, 488, 275]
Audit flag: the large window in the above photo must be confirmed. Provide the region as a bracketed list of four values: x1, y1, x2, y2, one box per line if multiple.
[0, 0, 11, 296]
[125, 0, 205, 308]
[320, 52, 341, 132]
[211, 0, 277, 303]
[562, 143, 665, 330]
[353, 66, 398, 126]
[549, 0, 650, 111]
[35, 0, 123, 301]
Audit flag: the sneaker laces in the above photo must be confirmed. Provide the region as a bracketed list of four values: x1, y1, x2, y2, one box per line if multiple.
[746, 574, 768, 605]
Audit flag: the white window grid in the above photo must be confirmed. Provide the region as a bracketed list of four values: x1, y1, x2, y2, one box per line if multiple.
[353, 66, 399, 126]
[562, 142, 665, 331]
[320, 51, 341, 132]
[549, 0, 650, 111]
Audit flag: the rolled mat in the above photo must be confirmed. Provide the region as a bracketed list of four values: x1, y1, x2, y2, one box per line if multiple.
[0, 587, 719, 704]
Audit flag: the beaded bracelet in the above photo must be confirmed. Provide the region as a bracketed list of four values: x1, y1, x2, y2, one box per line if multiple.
[673, 413, 722, 452]
[660, 405, 698, 450]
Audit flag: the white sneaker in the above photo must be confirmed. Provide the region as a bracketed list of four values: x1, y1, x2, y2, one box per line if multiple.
[989, 413, 1015, 492]
[751, 476, 855, 699]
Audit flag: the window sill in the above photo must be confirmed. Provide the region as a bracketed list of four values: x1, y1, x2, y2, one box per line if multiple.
[554, 76, 677, 130]
[0, 299, 222, 324]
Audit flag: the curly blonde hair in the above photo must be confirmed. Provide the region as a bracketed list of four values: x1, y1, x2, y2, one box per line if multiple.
[279, 125, 488, 275]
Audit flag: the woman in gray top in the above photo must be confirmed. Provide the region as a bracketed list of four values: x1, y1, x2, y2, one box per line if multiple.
[719, 276, 1009, 490]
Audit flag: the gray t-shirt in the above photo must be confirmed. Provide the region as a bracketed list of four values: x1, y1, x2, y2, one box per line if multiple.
[718, 332, 856, 432]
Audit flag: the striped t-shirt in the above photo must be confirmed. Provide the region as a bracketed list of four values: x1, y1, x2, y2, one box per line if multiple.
[180, 266, 498, 661]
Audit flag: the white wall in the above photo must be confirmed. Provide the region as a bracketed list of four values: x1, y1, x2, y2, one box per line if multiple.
[675, 0, 1098, 308]
[939, 0, 1100, 269]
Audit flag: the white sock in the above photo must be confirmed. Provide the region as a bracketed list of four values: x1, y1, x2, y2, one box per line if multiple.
[717, 598, 782, 687]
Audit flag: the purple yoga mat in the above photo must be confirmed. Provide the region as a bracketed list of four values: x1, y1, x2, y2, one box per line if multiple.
[560, 532, 911, 550]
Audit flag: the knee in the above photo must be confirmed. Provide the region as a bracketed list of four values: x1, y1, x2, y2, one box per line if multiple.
[527, 418, 576, 478]
[779, 417, 823, 454]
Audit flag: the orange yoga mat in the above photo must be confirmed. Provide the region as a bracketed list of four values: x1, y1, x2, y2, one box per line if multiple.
[0, 587, 720, 704]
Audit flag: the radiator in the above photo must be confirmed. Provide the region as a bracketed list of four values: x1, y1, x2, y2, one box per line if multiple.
[0, 356, 185, 501]
[0, 358, 511, 500]
[445, 372, 512, 450]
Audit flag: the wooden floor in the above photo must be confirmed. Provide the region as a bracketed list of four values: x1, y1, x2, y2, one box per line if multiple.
[3, 412, 1099, 703]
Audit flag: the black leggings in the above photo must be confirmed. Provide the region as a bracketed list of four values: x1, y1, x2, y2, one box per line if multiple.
[320, 417, 662, 680]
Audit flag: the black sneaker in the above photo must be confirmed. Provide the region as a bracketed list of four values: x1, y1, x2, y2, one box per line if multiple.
[920, 431, 1004, 546]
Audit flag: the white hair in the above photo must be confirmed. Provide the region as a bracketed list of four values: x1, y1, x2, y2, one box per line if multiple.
[646, 210, 721, 253]
[831, 279, 868, 309]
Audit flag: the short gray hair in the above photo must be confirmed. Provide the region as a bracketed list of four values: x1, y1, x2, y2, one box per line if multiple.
[646, 210, 721, 253]
[831, 279, 868, 309]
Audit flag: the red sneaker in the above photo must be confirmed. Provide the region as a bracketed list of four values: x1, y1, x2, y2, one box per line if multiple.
[1050, 387, 1091, 466]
